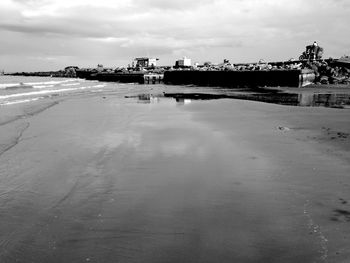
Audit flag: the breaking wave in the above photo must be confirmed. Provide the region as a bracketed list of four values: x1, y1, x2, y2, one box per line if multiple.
[0, 86, 91, 100]
[1, 97, 44, 105]
[0, 79, 81, 89]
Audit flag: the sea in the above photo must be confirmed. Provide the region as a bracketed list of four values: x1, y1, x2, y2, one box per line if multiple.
[0, 76, 115, 106]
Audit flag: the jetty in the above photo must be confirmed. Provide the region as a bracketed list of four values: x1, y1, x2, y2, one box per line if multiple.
[163, 69, 315, 88]
[144, 74, 163, 84]
[76, 70, 164, 84]
[91, 72, 145, 84]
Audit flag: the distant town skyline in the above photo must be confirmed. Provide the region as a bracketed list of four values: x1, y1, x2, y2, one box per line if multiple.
[1, 0, 349, 72]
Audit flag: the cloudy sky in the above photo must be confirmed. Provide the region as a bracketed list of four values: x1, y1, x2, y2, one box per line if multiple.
[0, 0, 349, 71]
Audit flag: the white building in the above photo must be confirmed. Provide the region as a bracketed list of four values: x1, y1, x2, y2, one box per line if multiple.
[134, 57, 159, 68]
[176, 57, 191, 67]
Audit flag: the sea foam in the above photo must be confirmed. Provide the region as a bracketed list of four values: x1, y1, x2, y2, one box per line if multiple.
[0, 86, 91, 99]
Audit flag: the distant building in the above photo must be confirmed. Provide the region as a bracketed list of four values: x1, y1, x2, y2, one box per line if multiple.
[175, 57, 191, 67]
[134, 57, 159, 68]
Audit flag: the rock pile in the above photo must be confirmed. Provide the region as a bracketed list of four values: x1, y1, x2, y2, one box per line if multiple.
[183, 58, 350, 86]
[305, 61, 350, 85]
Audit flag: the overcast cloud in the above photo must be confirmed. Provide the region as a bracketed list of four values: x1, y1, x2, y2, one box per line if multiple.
[0, 0, 349, 71]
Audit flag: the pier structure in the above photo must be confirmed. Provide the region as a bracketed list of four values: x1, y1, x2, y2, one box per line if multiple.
[144, 74, 164, 84]
[86, 72, 164, 84]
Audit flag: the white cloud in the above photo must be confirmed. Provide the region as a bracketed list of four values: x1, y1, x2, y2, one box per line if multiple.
[0, 0, 349, 71]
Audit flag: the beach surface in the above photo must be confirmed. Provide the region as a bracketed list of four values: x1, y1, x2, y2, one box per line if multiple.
[1, 88, 350, 262]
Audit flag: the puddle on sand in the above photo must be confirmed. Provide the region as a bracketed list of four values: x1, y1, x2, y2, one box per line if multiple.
[130, 92, 348, 109]
[165, 92, 350, 108]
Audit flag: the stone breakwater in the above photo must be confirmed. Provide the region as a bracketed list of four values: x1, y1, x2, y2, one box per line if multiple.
[163, 69, 316, 88]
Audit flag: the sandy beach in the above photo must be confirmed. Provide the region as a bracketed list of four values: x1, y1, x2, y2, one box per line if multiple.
[1, 88, 350, 262]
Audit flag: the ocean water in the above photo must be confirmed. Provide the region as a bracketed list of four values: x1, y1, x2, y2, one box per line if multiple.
[0, 76, 112, 106]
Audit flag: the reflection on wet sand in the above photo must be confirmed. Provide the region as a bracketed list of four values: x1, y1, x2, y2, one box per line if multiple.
[133, 94, 160, 104]
[161, 91, 350, 108]
[298, 93, 350, 107]
[128, 87, 350, 108]
[175, 98, 192, 106]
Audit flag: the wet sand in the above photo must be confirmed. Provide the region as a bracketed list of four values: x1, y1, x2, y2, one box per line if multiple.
[1, 92, 350, 262]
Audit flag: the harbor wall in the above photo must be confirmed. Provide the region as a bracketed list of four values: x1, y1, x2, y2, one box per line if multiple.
[164, 69, 315, 88]
[93, 73, 145, 84]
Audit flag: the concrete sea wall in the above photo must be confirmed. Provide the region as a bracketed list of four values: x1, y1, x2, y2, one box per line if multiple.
[93, 73, 145, 84]
[164, 69, 315, 88]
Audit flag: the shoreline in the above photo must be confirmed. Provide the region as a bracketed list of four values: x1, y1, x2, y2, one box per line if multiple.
[0, 87, 350, 262]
